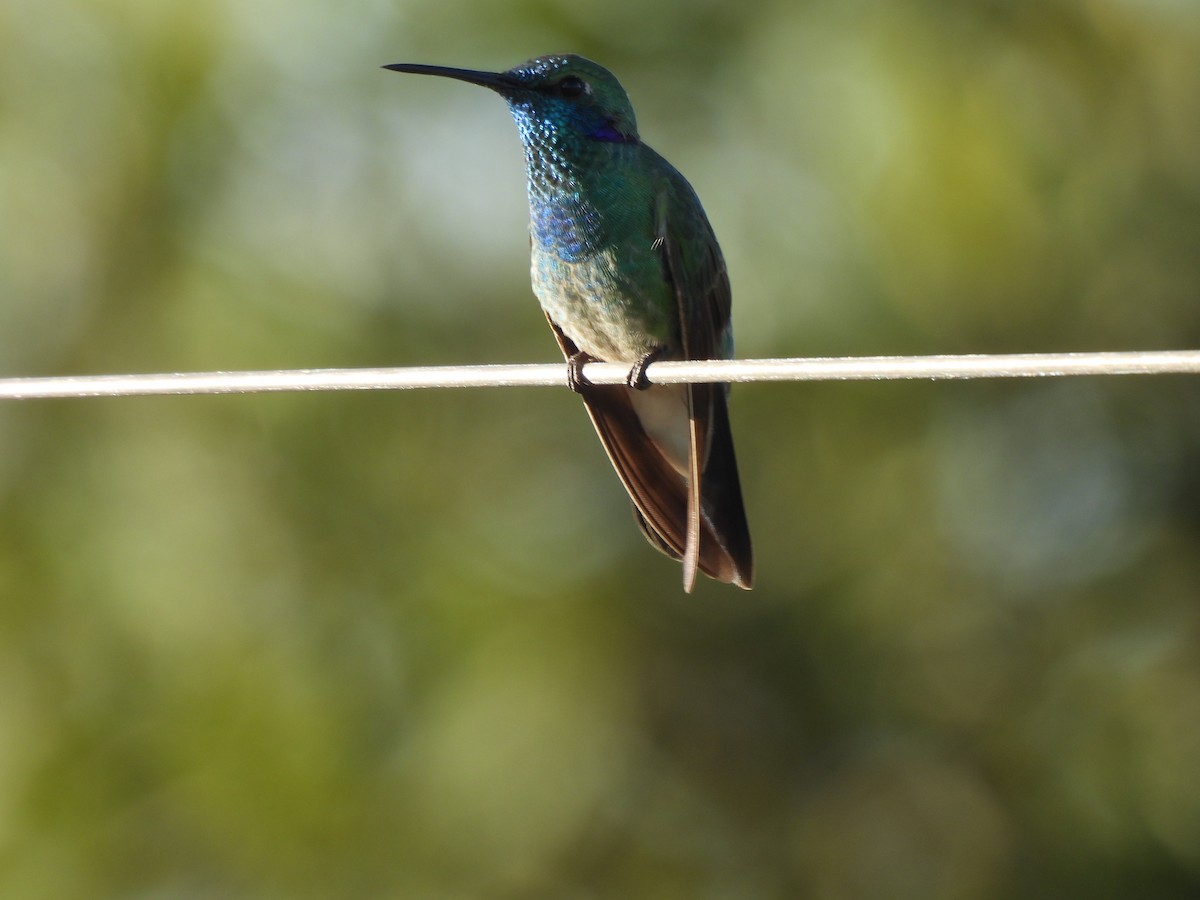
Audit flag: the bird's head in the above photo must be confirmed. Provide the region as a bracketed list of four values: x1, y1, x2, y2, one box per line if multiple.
[385, 54, 640, 146]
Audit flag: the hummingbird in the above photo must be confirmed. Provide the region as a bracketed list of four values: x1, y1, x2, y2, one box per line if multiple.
[385, 55, 753, 591]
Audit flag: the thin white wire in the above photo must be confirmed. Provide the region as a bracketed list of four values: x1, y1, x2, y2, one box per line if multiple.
[1, 350, 1198, 400]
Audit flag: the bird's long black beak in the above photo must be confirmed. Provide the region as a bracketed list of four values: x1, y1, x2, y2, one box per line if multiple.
[383, 63, 515, 92]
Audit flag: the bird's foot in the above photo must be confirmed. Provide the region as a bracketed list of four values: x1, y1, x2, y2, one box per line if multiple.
[626, 346, 666, 391]
[566, 351, 597, 394]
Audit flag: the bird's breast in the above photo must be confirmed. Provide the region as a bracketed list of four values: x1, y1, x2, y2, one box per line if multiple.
[531, 240, 674, 364]
[530, 199, 602, 262]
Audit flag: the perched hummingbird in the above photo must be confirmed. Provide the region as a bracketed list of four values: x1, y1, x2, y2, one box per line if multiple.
[385, 55, 753, 591]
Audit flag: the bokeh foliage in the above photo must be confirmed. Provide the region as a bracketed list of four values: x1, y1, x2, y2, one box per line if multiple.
[2, 0, 1200, 896]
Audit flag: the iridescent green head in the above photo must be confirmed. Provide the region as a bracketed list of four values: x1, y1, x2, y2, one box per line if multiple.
[385, 54, 640, 147]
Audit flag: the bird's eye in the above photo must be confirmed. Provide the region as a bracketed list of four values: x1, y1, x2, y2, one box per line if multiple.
[557, 76, 587, 97]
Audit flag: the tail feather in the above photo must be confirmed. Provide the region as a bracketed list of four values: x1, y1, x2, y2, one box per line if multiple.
[544, 313, 752, 590]
[579, 381, 753, 590]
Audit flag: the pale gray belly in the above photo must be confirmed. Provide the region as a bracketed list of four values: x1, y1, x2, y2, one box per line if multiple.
[531, 245, 673, 364]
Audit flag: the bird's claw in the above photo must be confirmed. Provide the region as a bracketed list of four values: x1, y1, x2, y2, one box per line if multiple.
[567, 352, 595, 394]
[626, 346, 666, 391]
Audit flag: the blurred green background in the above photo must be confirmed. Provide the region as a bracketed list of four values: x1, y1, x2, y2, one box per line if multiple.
[3, 0, 1200, 896]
